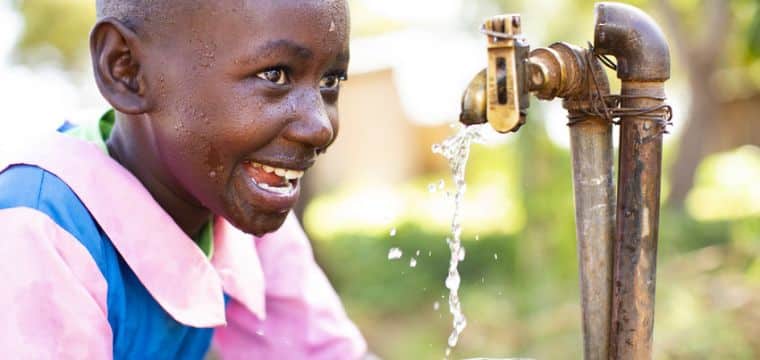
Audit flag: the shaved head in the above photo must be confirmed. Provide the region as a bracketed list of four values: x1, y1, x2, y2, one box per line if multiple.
[96, 0, 179, 34]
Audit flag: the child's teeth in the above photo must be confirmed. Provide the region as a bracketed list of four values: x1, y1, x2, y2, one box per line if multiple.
[285, 170, 303, 180]
[250, 162, 304, 180]
[258, 181, 294, 194]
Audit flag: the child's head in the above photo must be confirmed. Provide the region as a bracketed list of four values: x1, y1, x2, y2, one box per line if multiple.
[90, 0, 350, 235]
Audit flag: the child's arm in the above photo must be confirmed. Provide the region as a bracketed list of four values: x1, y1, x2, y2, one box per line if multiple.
[212, 213, 367, 359]
[0, 207, 112, 357]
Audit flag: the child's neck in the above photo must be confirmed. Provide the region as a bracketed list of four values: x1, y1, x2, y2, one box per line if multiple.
[107, 117, 211, 238]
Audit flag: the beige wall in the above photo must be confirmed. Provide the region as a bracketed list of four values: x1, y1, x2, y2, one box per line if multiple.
[309, 68, 423, 191]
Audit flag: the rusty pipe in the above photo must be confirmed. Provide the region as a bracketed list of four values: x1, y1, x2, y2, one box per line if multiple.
[552, 43, 616, 360]
[594, 2, 671, 359]
[530, 42, 616, 360]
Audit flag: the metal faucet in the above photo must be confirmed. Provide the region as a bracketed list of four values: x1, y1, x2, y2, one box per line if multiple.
[459, 2, 671, 359]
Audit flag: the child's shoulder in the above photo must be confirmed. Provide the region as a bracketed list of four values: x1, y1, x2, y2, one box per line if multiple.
[0, 164, 113, 271]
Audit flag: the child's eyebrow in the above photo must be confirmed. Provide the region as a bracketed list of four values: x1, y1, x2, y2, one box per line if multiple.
[253, 39, 314, 61]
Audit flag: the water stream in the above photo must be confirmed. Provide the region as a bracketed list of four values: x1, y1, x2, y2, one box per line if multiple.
[432, 123, 488, 356]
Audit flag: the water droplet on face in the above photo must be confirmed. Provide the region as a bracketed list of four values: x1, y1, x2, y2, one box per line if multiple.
[209, 171, 217, 178]
[387, 247, 403, 260]
[409, 258, 417, 267]
[389, 228, 397, 237]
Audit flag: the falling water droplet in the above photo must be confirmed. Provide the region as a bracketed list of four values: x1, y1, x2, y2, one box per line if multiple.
[438, 179, 445, 189]
[434, 301, 440, 310]
[387, 248, 403, 260]
[416, 250, 421, 256]
[410, 258, 417, 268]
[209, 171, 217, 178]
[432, 123, 487, 355]
[494, 253, 499, 260]
[475, 234, 480, 241]
[445, 271, 460, 290]
[428, 183, 437, 192]
[389, 228, 397, 237]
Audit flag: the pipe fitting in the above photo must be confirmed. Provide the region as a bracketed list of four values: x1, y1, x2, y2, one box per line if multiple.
[594, 2, 671, 82]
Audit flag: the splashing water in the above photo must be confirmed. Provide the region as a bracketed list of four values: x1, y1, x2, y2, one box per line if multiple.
[387, 248, 403, 260]
[432, 123, 488, 355]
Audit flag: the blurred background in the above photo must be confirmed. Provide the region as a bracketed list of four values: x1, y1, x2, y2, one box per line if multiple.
[1, 0, 759, 358]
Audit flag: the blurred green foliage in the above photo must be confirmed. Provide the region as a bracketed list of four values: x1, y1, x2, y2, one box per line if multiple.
[12, 0, 94, 69]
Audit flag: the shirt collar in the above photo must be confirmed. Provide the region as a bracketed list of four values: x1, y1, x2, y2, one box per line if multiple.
[62, 110, 216, 259]
[0, 132, 267, 327]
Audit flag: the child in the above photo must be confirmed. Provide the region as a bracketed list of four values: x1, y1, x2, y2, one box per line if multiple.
[0, 0, 369, 358]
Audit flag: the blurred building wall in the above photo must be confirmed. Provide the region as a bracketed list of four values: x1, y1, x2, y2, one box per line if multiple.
[309, 68, 423, 191]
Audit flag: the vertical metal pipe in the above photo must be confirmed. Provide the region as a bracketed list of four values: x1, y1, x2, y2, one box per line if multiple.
[568, 115, 615, 360]
[531, 42, 617, 360]
[592, 3, 670, 358]
[610, 82, 666, 359]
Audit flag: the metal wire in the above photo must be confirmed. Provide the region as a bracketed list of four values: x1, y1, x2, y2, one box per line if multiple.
[567, 43, 673, 143]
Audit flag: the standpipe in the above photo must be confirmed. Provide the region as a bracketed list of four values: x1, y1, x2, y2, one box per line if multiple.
[593, 3, 671, 359]
[459, 2, 670, 359]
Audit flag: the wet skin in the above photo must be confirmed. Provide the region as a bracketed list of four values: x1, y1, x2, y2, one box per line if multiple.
[91, 0, 350, 237]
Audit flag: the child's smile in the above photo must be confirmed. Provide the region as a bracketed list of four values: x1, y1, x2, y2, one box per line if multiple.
[101, 0, 350, 236]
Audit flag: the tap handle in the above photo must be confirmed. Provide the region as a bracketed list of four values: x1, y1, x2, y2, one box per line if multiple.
[483, 15, 529, 133]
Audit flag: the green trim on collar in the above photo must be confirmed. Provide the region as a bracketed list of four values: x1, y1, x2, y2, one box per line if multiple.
[62, 110, 215, 259]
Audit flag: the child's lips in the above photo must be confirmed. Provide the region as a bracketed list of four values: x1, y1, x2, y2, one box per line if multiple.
[240, 161, 303, 211]
[245, 161, 304, 184]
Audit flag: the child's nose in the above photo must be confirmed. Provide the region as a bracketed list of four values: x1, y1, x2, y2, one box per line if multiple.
[282, 91, 334, 149]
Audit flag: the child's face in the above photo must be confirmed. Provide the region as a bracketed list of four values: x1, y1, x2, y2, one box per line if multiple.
[141, 0, 349, 235]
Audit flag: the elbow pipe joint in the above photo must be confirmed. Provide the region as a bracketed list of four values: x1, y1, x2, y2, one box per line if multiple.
[593, 2, 670, 82]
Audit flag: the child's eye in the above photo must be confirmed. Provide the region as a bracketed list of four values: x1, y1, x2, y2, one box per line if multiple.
[320, 74, 345, 90]
[256, 69, 289, 85]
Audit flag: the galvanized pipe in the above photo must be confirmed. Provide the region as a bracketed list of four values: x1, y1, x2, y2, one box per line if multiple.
[554, 44, 615, 360]
[567, 114, 615, 360]
[594, 3, 671, 359]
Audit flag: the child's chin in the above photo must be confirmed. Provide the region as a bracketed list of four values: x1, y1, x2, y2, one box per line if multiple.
[235, 211, 289, 237]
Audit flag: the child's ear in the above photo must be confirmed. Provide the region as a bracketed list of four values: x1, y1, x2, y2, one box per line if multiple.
[90, 18, 152, 114]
